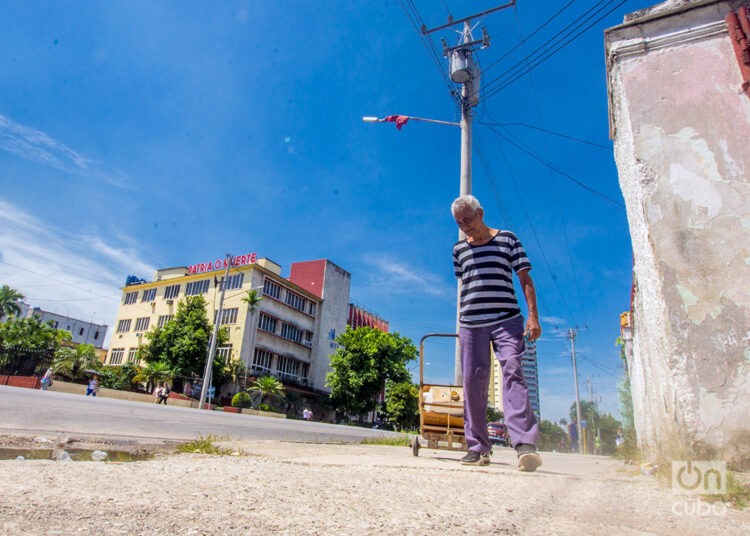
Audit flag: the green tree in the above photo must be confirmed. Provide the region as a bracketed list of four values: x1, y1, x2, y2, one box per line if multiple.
[53, 343, 100, 380]
[569, 400, 599, 427]
[0, 316, 70, 350]
[327, 327, 416, 420]
[596, 413, 623, 456]
[138, 295, 227, 383]
[616, 337, 637, 458]
[223, 357, 246, 393]
[99, 361, 141, 391]
[0, 285, 25, 318]
[133, 361, 173, 394]
[538, 420, 567, 452]
[384, 380, 419, 431]
[487, 406, 504, 423]
[249, 376, 286, 407]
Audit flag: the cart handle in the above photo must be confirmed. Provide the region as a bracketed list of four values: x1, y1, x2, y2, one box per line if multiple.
[418, 333, 458, 385]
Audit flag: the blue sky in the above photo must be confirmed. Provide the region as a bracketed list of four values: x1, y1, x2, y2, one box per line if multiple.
[0, 0, 655, 424]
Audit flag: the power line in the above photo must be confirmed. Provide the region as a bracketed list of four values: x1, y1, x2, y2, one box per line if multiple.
[399, 0, 461, 107]
[481, 123, 625, 208]
[474, 130, 580, 326]
[508, 11, 593, 349]
[475, 121, 611, 150]
[480, 0, 629, 101]
[481, 0, 578, 75]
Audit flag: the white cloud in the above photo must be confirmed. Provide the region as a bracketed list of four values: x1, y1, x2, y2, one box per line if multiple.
[0, 113, 130, 189]
[360, 254, 452, 298]
[541, 315, 568, 326]
[0, 198, 155, 347]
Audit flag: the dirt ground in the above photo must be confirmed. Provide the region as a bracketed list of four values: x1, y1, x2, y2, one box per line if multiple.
[1, 434, 748, 535]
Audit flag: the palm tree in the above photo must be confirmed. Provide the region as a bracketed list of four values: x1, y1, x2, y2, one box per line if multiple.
[241, 289, 263, 388]
[0, 285, 25, 319]
[53, 343, 100, 381]
[133, 361, 173, 394]
[249, 375, 285, 408]
[224, 357, 246, 394]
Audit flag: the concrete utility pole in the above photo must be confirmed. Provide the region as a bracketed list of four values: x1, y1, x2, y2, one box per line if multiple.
[422, 3, 514, 385]
[567, 328, 583, 454]
[199, 254, 233, 410]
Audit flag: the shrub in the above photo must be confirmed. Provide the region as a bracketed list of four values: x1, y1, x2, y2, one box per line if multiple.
[232, 391, 252, 409]
[257, 403, 271, 412]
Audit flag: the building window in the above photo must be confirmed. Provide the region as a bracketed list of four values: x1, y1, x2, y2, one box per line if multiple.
[253, 349, 272, 373]
[127, 348, 138, 363]
[134, 317, 150, 332]
[214, 308, 238, 325]
[258, 313, 277, 334]
[116, 319, 131, 333]
[304, 331, 313, 347]
[94, 331, 99, 340]
[300, 362, 309, 380]
[158, 315, 173, 327]
[223, 273, 244, 291]
[164, 285, 180, 300]
[141, 288, 156, 302]
[110, 348, 125, 366]
[285, 292, 306, 312]
[124, 292, 137, 305]
[280, 323, 303, 344]
[276, 356, 299, 380]
[263, 279, 281, 300]
[79, 328, 84, 336]
[185, 279, 210, 296]
[53, 321, 59, 329]
[216, 344, 233, 364]
[308, 302, 316, 316]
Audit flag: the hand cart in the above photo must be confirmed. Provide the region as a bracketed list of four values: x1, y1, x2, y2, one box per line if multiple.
[411, 333, 467, 456]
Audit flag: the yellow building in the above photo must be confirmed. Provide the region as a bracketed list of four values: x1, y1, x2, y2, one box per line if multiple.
[106, 255, 351, 395]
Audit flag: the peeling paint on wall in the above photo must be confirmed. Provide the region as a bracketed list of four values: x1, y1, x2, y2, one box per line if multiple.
[606, 0, 750, 467]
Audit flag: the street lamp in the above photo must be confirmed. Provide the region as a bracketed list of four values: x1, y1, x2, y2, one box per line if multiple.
[363, 113, 463, 385]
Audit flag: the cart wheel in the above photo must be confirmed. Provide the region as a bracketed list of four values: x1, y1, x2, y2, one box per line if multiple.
[411, 436, 420, 457]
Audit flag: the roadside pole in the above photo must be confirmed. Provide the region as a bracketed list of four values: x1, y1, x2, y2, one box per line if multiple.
[199, 254, 233, 410]
[569, 328, 583, 454]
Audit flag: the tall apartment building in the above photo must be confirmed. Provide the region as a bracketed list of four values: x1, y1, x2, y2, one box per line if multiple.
[522, 341, 540, 420]
[8, 303, 108, 348]
[487, 341, 541, 420]
[106, 255, 350, 395]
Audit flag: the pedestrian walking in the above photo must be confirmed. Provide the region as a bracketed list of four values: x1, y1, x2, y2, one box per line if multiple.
[451, 195, 542, 472]
[569, 420, 579, 453]
[305, 407, 312, 421]
[86, 375, 99, 397]
[159, 383, 170, 405]
[594, 435, 601, 455]
[40, 367, 54, 391]
[153, 383, 163, 403]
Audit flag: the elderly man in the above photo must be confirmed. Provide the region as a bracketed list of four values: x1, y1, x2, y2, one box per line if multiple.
[452, 195, 542, 472]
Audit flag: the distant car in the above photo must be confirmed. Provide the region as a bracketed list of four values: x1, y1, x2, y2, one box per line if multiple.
[488, 421, 508, 446]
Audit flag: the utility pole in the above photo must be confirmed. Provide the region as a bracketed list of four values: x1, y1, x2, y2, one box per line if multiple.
[587, 375, 593, 403]
[199, 254, 233, 410]
[422, 2, 514, 385]
[567, 328, 583, 454]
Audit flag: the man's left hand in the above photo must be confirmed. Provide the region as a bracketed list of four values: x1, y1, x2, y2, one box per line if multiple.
[524, 317, 542, 341]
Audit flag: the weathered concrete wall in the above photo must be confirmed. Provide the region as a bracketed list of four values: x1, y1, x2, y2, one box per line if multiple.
[606, 0, 750, 466]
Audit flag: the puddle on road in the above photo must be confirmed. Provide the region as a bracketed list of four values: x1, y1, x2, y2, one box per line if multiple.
[0, 447, 153, 462]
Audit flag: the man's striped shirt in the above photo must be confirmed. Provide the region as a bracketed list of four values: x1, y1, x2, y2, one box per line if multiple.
[453, 230, 531, 327]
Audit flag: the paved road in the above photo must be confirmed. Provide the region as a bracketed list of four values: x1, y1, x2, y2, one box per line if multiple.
[0, 385, 400, 443]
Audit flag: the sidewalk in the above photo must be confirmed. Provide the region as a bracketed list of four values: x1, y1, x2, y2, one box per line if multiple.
[1, 438, 748, 535]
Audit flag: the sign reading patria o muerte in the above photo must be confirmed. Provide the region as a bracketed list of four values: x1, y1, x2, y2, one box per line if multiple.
[187, 253, 258, 274]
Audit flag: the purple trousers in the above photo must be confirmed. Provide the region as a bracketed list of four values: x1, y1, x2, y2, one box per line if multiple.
[460, 315, 539, 453]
